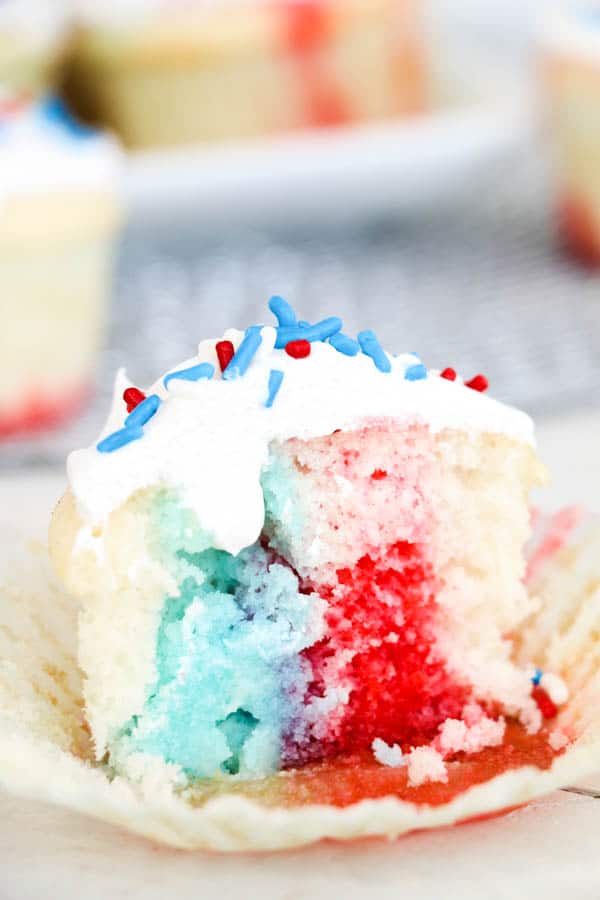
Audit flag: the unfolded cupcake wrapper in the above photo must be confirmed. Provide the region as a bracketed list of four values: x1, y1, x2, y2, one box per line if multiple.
[0, 510, 599, 852]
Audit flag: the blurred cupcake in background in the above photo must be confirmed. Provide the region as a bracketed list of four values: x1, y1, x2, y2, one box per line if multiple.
[0, 0, 69, 99]
[64, 0, 426, 150]
[0, 97, 122, 439]
[542, 4, 600, 265]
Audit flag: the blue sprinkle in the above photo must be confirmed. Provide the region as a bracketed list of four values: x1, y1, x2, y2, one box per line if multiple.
[268, 296, 296, 327]
[531, 668, 543, 686]
[404, 363, 428, 381]
[223, 326, 263, 380]
[298, 320, 310, 328]
[41, 96, 96, 139]
[97, 426, 144, 454]
[357, 330, 392, 373]
[275, 317, 342, 348]
[265, 369, 284, 408]
[125, 394, 161, 428]
[164, 362, 214, 389]
[329, 332, 359, 356]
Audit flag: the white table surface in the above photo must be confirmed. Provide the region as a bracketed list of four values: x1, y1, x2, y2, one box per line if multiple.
[1, 408, 599, 899]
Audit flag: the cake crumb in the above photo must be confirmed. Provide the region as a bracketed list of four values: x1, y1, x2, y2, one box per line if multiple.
[372, 738, 404, 768]
[520, 700, 543, 735]
[439, 715, 505, 754]
[549, 729, 569, 751]
[438, 719, 468, 753]
[407, 746, 448, 787]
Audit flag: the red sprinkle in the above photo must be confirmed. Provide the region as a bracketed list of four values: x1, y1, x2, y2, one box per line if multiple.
[216, 340, 235, 372]
[123, 387, 146, 413]
[371, 469, 388, 481]
[532, 686, 558, 720]
[0, 93, 30, 118]
[440, 367, 457, 381]
[465, 374, 489, 393]
[285, 339, 311, 359]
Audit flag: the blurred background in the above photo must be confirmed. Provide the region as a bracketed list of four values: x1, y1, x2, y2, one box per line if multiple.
[1, 0, 599, 470]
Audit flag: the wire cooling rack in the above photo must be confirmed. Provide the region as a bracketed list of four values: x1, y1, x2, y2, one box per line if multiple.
[2, 144, 600, 469]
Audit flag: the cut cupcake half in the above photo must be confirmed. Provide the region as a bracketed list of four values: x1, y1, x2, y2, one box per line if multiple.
[48, 298, 573, 802]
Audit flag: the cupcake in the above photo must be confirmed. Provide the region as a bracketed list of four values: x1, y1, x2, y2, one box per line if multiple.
[0, 97, 121, 439]
[541, 4, 600, 264]
[49, 297, 576, 804]
[0, 0, 68, 98]
[65, 0, 426, 149]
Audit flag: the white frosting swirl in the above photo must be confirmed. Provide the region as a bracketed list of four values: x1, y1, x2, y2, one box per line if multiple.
[0, 99, 121, 202]
[67, 325, 535, 557]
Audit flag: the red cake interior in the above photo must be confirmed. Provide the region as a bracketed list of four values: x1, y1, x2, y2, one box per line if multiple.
[284, 540, 470, 766]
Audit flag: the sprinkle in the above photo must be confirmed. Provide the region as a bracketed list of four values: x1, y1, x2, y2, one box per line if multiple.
[285, 339, 311, 359]
[268, 295, 296, 327]
[440, 367, 457, 381]
[357, 330, 392, 373]
[371, 469, 387, 480]
[531, 667, 543, 686]
[215, 340, 235, 373]
[532, 686, 558, 720]
[222, 326, 263, 380]
[329, 332, 359, 356]
[298, 320, 310, 328]
[405, 363, 428, 381]
[125, 394, 161, 428]
[97, 426, 144, 454]
[465, 374, 489, 392]
[265, 369, 284, 408]
[123, 387, 146, 413]
[275, 317, 342, 348]
[164, 363, 214, 389]
[42, 96, 94, 140]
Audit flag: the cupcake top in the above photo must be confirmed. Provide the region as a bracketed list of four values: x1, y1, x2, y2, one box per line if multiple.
[0, 96, 121, 202]
[0, 0, 69, 48]
[67, 298, 535, 557]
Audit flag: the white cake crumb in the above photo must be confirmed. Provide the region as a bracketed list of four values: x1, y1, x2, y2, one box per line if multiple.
[465, 716, 506, 752]
[438, 719, 468, 753]
[549, 729, 570, 751]
[540, 672, 569, 706]
[407, 746, 448, 787]
[439, 715, 505, 755]
[462, 702, 485, 726]
[372, 738, 404, 768]
[520, 700, 543, 735]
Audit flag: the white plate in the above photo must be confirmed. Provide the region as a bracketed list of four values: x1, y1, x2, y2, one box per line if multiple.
[123, 0, 539, 225]
[124, 98, 533, 226]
